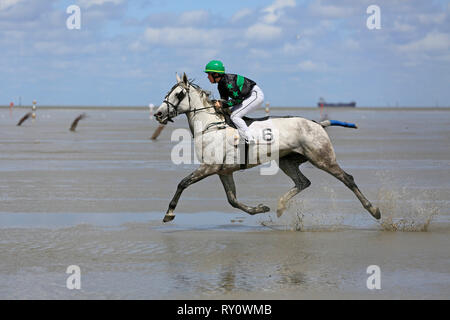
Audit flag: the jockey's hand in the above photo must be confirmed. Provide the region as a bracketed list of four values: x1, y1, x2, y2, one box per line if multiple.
[214, 100, 222, 112]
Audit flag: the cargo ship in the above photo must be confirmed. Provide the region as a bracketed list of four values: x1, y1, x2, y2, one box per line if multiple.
[318, 97, 356, 107]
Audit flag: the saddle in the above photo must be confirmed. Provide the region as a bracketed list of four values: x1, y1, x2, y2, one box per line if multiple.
[222, 113, 280, 170]
[223, 113, 270, 129]
[216, 113, 264, 170]
[212, 100, 270, 129]
[215, 105, 292, 170]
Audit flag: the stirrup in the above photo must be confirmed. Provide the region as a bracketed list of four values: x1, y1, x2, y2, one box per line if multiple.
[245, 138, 256, 144]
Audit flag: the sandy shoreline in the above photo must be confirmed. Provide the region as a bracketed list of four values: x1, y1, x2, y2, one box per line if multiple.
[1, 222, 448, 300]
[0, 107, 449, 299]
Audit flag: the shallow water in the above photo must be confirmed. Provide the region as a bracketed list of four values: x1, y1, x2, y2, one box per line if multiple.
[0, 107, 449, 299]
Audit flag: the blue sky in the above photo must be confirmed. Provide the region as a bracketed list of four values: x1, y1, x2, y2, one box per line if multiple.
[1, 0, 449, 107]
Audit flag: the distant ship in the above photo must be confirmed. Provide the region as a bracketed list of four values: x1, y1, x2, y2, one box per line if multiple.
[317, 97, 356, 107]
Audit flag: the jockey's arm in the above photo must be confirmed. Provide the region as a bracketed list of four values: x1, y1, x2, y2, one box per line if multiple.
[213, 99, 230, 108]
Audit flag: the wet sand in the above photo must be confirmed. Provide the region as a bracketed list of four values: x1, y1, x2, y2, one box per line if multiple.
[0, 107, 449, 299]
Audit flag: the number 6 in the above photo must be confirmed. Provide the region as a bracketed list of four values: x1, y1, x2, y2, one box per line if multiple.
[262, 128, 273, 142]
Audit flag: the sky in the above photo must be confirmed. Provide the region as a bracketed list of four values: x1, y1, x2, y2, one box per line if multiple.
[1, 0, 449, 107]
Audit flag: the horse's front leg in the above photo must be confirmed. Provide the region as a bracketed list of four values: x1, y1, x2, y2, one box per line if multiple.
[163, 164, 220, 222]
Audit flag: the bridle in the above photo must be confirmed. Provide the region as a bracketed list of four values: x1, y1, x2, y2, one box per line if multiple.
[161, 82, 218, 123]
[161, 84, 187, 123]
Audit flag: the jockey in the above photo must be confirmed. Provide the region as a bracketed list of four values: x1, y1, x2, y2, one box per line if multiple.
[205, 60, 264, 143]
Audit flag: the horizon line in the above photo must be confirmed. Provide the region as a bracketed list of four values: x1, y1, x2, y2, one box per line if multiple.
[1, 105, 450, 109]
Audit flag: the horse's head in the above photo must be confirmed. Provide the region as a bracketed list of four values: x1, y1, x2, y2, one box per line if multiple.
[155, 73, 192, 125]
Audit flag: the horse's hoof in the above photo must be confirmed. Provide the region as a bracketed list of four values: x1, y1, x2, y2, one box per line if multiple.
[276, 208, 284, 218]
[163, 214, 175, 223]
[370, 207, 381, 220]
[258, 204, 270, 213]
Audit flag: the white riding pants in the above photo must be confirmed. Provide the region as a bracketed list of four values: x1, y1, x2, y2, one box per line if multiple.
[230, 85, 264, 141]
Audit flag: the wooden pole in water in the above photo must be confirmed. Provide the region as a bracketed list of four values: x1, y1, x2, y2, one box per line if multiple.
[148, 102, 165, 140]
[151, 124, 165, 140]
[17, 112, 32, 126]
[70, 113, 87, 132]
[265, 102, 270, 116]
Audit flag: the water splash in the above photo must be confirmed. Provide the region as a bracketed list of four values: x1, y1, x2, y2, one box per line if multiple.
[260, 184, 443, 232]
[377, 188, 440, 232]
[260, 187, 347, 232]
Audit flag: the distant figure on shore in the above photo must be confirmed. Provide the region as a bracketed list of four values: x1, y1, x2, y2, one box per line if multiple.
[149, 103, 165, 140]
[31, 100, 37, 120]
[149, 103, 155, 119]
[70, 113, 87, 132]
[17, 112, 32, 126]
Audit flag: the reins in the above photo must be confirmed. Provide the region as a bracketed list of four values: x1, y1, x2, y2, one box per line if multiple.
[163, 82, 223, 123]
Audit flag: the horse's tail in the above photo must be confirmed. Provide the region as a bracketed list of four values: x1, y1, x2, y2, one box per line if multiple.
[319, 119, 358, 129]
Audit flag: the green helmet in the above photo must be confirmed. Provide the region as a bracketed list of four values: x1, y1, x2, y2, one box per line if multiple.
[205, 60, 225, 74]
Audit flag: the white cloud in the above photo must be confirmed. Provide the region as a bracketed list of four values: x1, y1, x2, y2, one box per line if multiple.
[309, 0, 355, 18]
[343, 38, 360, 50]
[129, 40, 145, 52]
[33, 41, 75, 55]
[300, 20, 333, 37]
[0, 0, 23, 11]
[436, 53, 450, 63]
[249, 48, 272, 59]
[417, 12, 446, 25]
[393, 21, 416, 33]
[282, 39, 313, 55]
[77, 0, 123, 8]
[231, 8, 253, 23]
[245, 23, 282, 42]
[143, 27, 233, 47]
[179, 10, 209, 26]
[261, 0, 296, 24]
[238, 0, 294, 45]
[397, 32, 450, 53]
[297, 60, 327, 72]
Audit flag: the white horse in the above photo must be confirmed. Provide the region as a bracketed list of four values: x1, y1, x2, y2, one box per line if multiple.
[155, 73, 381, 223]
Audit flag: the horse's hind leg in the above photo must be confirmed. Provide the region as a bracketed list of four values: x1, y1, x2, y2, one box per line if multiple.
[307, 148, 381, 220]
[330, 164, 380, 219]
[219, 173, 270, 215]
[277, 153, 310, 217]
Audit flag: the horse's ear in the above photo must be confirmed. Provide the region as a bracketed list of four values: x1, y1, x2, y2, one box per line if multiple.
[176, 73, 182, 83]
[182, 73, 188, 85]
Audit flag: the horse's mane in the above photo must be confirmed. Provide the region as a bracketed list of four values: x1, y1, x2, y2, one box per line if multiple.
[167, 77, 213, 107]
[167, 78, 222, 118]
[188, 80, 214, 107]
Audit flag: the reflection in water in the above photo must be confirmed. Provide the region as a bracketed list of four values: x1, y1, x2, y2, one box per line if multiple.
[0, 221, 449, 299]
[219, 268, 236, 292]
[277, 265, 307, 286]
